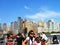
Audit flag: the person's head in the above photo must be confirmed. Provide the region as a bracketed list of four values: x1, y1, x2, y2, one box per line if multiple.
[53, 35, 57, 39]
[35, 37, 40, 43]
[28, 30, 34, 37]
[34, 33, 40, 38]
[5, 35, 7, 38]
[17, 33, 22, 37]
[10, 34, 13, 37]
[42, 32, 44, 35]
[37, 33, 40, 37]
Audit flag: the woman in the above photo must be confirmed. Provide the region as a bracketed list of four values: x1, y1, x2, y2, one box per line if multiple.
[34, 37, 41, 45]
[22, 30, 35, 45]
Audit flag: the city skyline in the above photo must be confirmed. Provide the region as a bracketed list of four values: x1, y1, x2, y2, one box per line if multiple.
[0, 17, 60, 34]
[0, 17, 60, 25]
[0, 0, 60, 25]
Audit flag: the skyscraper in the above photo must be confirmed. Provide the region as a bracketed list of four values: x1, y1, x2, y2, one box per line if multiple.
[18, 17, 23, 33]
[44, 22, 48, 32]
[26, 21, 37, 33]
[14, 21, 18, 30]
[3, 23, 7, 31]
[23, 18, 27, 33]
[48, 19, 56, 32]
[23, 18, 27, 29]
[26, 21, 33, 32]
[56, 23, 60, 32]
[10, 22, 14, 31]
[37, 20, 45, 33]
[14, 21, 18, 34]
[0, 23, 2, 30]
[59, 24, 60, 32]
[32, 23, 38, 33]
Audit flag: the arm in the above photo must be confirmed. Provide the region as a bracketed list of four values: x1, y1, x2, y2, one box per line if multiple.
[22, 39, 28, 45]
[22, 37, 29, 45]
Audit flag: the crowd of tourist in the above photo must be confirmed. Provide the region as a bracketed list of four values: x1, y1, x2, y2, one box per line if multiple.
[0, 30, 60, 45]
[3, 30, 48, 45]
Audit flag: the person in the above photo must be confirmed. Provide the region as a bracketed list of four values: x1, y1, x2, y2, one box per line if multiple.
[34, 33, 40, 38]
[34, 37, 41, 45]
[6, 34, 13, 45]
[22, 30, 35, 45]
[16, 33, 25, 45]
[41, 32, 48, 45]
[4, 35, 7, 45]
[7, 34, 13, 42]
[52, 35, 59, 44]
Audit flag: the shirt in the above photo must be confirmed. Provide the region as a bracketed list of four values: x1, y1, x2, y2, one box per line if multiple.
[26, 37, 35, 45]
[41, 34, 48, 41]
[16, 37, 25, 45]
[34, 41, 41, 45]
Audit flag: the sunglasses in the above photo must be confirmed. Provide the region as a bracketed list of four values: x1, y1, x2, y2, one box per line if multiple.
[30, 32, 34, 35]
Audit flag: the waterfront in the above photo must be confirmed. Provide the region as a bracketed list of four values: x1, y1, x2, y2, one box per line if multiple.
[47, 35, 60, 40]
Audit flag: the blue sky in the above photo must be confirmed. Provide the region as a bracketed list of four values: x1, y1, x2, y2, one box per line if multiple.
[0, 0, 60, 24]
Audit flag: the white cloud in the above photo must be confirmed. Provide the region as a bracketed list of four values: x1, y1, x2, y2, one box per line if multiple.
[24, 5, 30, 9]
[25, 8, 60, 20]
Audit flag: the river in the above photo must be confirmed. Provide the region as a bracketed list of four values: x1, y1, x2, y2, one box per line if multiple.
[46, 35, 60, 41]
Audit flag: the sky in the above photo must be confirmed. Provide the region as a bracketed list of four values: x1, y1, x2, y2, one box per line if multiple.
[0, 0, 60, 25]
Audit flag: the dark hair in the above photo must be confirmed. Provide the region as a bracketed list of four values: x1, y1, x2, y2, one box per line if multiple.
[42, 32, 44, 34]
[28, 30, 34, 36]
[53, 35, 57, 41]
[35, 37, 40, 43]
[53, 35, 59, 44]
[17, 33, 22, 36]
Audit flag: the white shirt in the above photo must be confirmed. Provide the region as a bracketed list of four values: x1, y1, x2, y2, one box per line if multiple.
[26, 37, 35, 45]
[41, 34, 48, 41]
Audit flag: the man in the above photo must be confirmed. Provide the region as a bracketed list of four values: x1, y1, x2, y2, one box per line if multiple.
[41, 32, 48, 45]
[16, 33, 25, 45]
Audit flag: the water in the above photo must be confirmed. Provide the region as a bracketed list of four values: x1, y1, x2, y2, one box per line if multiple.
[47, 35, 60, 40]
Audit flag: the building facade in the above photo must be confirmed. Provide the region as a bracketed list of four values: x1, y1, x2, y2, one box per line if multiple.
[13, 21, 18, 34]
[3, 23, 7, 31]
[18, 17, 23, 33]
[26, 21, 38, 33]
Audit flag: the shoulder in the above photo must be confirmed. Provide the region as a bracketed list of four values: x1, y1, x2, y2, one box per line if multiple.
[26, 37, 30, 40]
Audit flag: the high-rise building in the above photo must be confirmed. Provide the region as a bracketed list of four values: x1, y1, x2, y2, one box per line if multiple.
[3, 23, 7, 31]
[7, 26, 11, 31]
[48, 19, 56, 32]
[14, 21, 18, 30]
[59, 24, 60, 32]
[37, 20, 45, 33]
[44, 22, 48, 32]
[13, 21, 18, 34]
[23, 18, 27, 29]
[3, 23, 7, 34]
[23, 18, 27, 33]
[0, 23, 2, 30]
[18, 17, 23, 33]
[26, 21, 37, 33]
[26, 21, 33, 32]
[10, 22, 14, 31]
[56, 23, 60, 32]
[32, 23, 38, 33]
